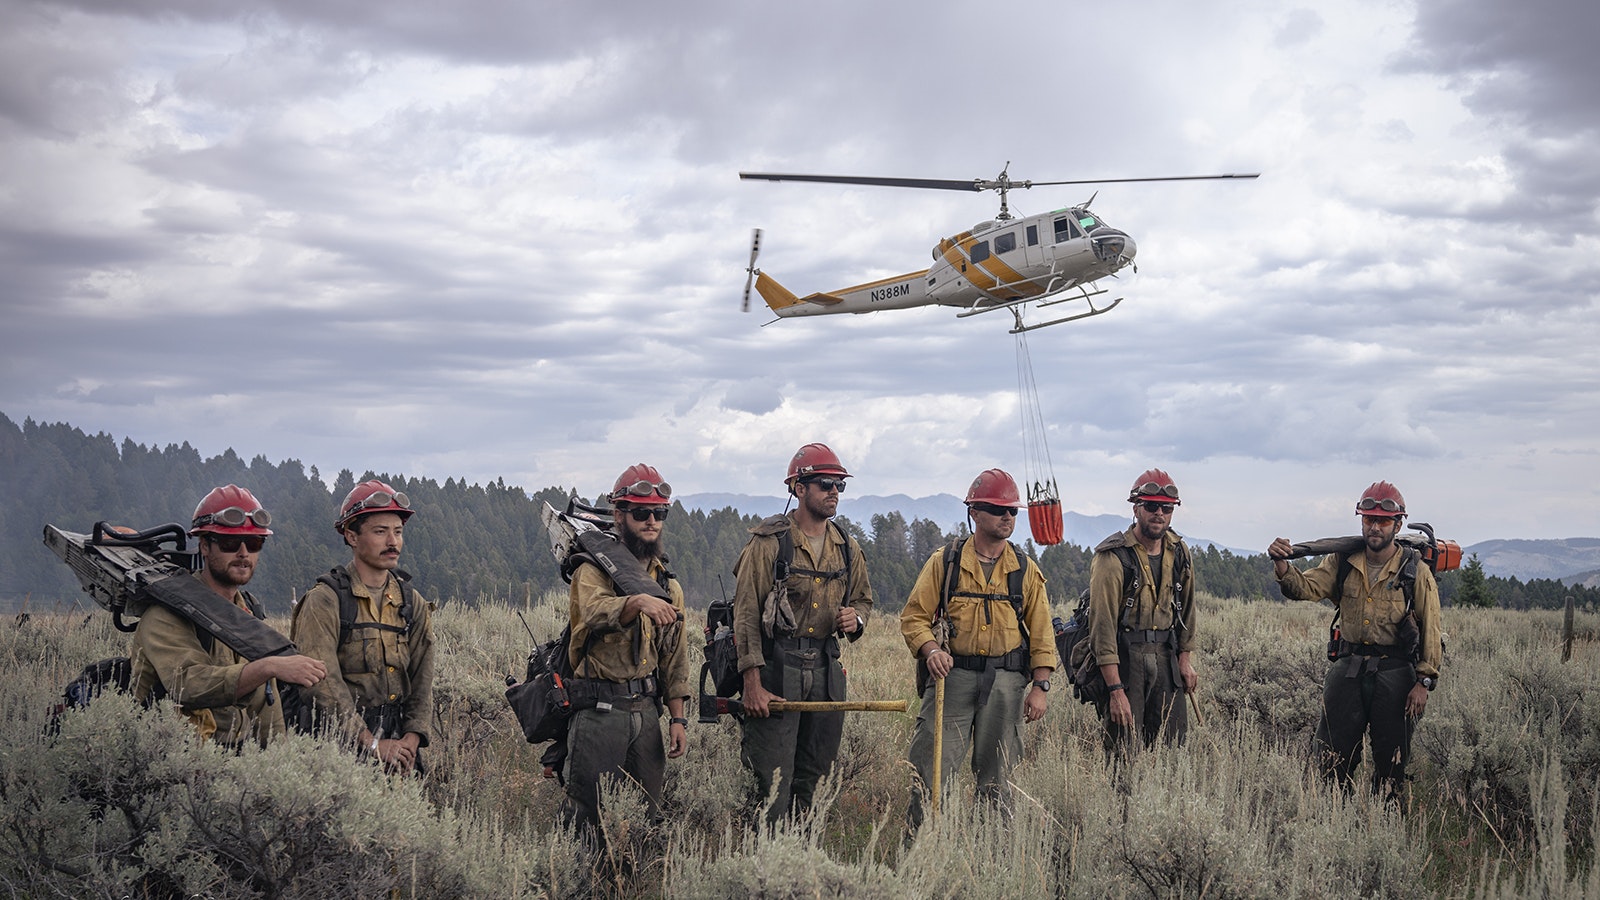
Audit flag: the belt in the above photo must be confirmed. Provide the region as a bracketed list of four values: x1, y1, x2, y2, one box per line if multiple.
[951, 647, 1028, 672]
[573, 675, 658, 699]
[1341, 641, 1409, 659]
[1122, 628, 1172, 644]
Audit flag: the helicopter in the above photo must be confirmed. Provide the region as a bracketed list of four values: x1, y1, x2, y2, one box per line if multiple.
[740, 166, 1259, 333]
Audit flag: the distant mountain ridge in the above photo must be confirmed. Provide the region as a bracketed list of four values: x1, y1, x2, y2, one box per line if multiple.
[678, 492, 1251, 555]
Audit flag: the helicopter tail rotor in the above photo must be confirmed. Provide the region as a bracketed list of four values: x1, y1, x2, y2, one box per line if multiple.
[742, 228, 763, 312]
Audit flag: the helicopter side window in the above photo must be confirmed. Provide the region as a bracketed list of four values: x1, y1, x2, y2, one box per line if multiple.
[1026, 225, 1038, 246]
[969, 241, 990, 263]
[994, 232, 1017, 254]
[1053, 217, 1083, 243]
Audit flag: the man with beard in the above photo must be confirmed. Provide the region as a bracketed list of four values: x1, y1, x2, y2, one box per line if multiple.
[900, 468, 1055, 837]
[131, 485, 327, 747]
[290, 480, 435, 774]
[1269, 481, 1442, 798]
[1086, 468, 1198, 756]
[733, 442, 873, 823]
[561, 464, 690, 836]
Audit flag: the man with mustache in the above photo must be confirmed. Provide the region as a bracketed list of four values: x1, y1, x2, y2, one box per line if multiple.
[732, 442, 873, 823]
[131, 484, 327, 747]
[1269, 481, 1442, 799]
[291, 479, 435, 774]
[561, 464, 689, 838]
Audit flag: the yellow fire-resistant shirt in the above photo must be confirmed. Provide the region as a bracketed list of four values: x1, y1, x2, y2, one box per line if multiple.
[567, 556, 690, 701]
[732, 514, 874, 674]
[130, 574, 286, 748]
[900, 540, 1057, 672]
[1277, 548, 1443, 679]
[289, 565, 436, 744]
[1088, 527, 1198, 666]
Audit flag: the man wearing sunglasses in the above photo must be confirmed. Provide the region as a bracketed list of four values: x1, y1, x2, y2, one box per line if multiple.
[290, 479, 435, 775]
[1085, 468, 1198, 756]
[562, 464, 690, 838]
[900, 468, 1055, 837]
[733, 442, 874, 824]
[1268, 481, 1442, 799]
[131, 485, 327, 747]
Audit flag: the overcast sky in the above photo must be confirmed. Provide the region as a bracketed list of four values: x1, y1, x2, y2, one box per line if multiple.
[2, 0, 1596, 550]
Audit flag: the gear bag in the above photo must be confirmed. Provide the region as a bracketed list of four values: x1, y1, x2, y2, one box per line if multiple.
[699, 595, 741, 700]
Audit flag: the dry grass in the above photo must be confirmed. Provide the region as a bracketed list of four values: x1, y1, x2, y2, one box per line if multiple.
[3, 593, 1599, 897]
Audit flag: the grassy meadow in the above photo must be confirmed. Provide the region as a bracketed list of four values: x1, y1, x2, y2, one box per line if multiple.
[3, 591, 1599, 898]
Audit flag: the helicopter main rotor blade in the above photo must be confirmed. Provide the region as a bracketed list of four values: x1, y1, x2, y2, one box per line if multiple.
[741, 172, 985, 192]
[1024, 173, 1260, 186]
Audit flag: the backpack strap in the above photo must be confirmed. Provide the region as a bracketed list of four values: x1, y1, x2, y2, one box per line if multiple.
[1328, 546, 1419, 635]
[943, 539, 1033, 645]
[785, 520, 852, 582]
[317, 567, 417, 646]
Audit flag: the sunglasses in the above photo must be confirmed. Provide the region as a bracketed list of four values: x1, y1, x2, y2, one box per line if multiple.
[194, 506, 272, 529]
[802, 477, 847, 493]
[208, 534, 266, 553]
[349, 490, 411, 513]
[1140, 501, 1175, 514]
[618, 480, 672, 500]
[970, 502, 1019, 517]
[1356, 497, 1403, 513]
[1133, 482, 1180, 499]
[626, 507, 669, 522]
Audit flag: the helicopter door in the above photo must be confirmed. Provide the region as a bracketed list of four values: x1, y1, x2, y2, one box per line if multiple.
[1019, 222, 1048, 271]
[1049, 214, 1092, 274]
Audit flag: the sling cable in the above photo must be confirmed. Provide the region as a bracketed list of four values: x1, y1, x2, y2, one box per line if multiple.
[1015, 328, 1063, 545]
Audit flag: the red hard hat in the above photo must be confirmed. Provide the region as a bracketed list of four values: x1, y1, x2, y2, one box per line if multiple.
[786, 442, 849, 485]
[965, 468, 1023, 507]
[336, 479, 414, 532]
[1356, 481, 1406, 517]
[611, 463, 672, 505]
[1129, 468, 1181, 505]
[191, 484, 273, 536]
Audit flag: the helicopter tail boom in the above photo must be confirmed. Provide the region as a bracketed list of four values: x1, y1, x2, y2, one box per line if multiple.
[756, 270, 931, 318]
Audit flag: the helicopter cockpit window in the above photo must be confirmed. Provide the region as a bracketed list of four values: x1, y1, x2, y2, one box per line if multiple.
[994, 232, 1017, 254]
[1053, 217, 1084, 242]
[1078, 214, 1099, 230]
[969, 241, 991, 263]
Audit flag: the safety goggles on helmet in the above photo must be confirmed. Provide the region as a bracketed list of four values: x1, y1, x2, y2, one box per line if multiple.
[617, 481, 672, 501]
[208, 534, 265, 553]
[1356, 497, 1404, 513]
[1139, 501, 1175, 514]
[194, 507, 273, 529]
[626, 507, 670, 522]
[1132, 482, 1180, 499]
[970, 502, 1018, 517]
[348, 490, 411, 515]
[800, 476, 847, 494]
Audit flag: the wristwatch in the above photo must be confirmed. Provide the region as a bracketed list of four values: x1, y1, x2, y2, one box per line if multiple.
[1031, 679, 1051, 692]
[1417, 676, 1436, 692]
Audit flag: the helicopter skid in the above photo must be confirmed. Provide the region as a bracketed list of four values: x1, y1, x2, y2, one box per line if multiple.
[954, 281, 1122, 333]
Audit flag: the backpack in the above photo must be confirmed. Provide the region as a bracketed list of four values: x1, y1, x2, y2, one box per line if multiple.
[1057, 538, 1191, 704]
[915, 537, 1032, 696]
[281, 569, 418, 734]
[50, 591, 266, 732]
[699, 592, 741, 702]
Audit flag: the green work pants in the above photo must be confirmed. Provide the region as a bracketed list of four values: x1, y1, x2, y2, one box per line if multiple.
[1098, 640, 1187, 758]
[1314, 654, 1418, 798]
[740, 641, 845, 824]
[562, 700, 665, 838]
[905, 665, 1026, 835]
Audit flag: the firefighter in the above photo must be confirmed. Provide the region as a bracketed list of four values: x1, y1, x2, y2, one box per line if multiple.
[1269, 481, 1442, 798]
[291, 480, 435, 774]
[131, 485, 326, 747]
